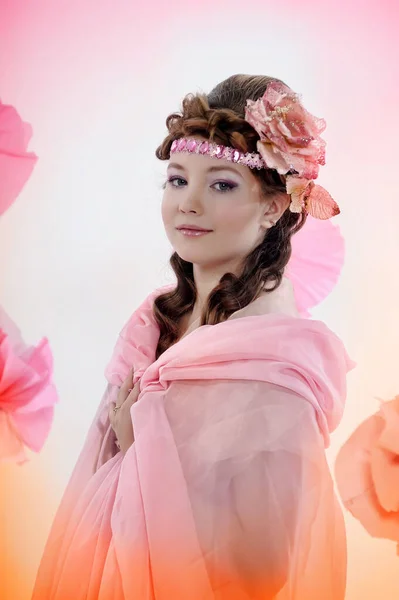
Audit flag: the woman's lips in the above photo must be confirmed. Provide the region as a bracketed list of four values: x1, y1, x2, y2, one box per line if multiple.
[177, 228, 212, 237]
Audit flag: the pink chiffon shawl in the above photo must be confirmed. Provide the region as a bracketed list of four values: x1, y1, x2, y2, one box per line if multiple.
[32, 288, 353, 600]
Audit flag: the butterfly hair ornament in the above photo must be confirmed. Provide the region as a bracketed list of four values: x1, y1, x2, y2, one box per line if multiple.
[170, 81, 340, 221]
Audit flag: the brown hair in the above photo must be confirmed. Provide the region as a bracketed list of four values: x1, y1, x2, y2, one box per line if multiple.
[153, 74, 307, 359]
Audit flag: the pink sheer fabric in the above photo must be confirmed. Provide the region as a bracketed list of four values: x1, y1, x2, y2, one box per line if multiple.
[32, 289, 353, 600]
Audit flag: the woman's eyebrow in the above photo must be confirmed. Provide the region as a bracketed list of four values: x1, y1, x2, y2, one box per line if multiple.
[207, 165, 243, 179]
[167, 162, 186, 171]
[167, 162, 243, 179]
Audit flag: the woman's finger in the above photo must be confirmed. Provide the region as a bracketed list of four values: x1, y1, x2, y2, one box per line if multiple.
[111, 368, 135, 422]
[125, 380, 141, 406]
[117, 367, 135, 403]
[108, 402, 117, 425]
[120, 367, 134, 392]
[108, 397, 125, 427]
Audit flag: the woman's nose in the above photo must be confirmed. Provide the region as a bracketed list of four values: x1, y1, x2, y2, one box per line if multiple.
[178, 187, 203, 214]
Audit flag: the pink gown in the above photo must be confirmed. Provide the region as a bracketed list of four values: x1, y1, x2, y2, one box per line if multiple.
[32, 288, 353, 600]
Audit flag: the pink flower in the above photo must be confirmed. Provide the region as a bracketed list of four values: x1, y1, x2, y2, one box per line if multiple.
[371, 396, 399, 513]
[335, 394, 399, 545]
[286, 175, 340, 220]
[0, 100, 38, 217]
[0, 308, 58, 463]
[286, 216, 345, 316]
[245, 82, 326, 180]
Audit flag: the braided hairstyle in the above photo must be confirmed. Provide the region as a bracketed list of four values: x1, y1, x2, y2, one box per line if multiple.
[153, 74, 307, 359]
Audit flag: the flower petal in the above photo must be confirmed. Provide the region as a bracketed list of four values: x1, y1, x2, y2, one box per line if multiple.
[0, 410, 27, 463]
[0, 336, 49, 411]
[285, 216, 345, 314]
[378, 396, 399, 455]
[305, 185, 340, 220]
[0, 310, 58, 462]
[369, 395, 399, 512]
[0, 101, 38, 216]
[335, 414, 399, 542]
[286, 176, 310, 197]
[371, 445, 399, 512]
[256, 140, 291, 174]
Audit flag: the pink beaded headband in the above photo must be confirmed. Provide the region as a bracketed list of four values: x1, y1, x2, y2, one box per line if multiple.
[170, 138, 267, 170]
[169, 82, 340, 220]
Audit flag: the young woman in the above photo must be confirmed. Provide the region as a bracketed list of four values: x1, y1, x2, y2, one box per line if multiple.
[32, 74, 353, 600]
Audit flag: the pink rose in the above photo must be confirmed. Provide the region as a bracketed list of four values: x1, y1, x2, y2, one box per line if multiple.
[0, 100, 38, 216]
[0, 308, 58, 463]
[335, 395, 399, 546]
[245, 82, 326, 180]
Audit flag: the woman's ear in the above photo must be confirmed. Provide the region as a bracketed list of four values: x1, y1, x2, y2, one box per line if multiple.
[261, 193, 291, 229]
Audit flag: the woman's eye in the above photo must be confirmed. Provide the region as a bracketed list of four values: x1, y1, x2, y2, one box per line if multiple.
[168, 176, 187, 187]
[212, 181, 237, 193]
[165, 177, 237, 192]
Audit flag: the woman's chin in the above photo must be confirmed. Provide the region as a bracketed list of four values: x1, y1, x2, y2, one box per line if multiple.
[175, 250, 207, 264]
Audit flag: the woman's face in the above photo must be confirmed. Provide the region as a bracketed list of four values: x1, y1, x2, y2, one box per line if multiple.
[162, 146, 279, 271]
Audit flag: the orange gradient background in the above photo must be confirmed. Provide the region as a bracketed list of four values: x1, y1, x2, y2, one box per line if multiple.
[1, 0, 398, 598]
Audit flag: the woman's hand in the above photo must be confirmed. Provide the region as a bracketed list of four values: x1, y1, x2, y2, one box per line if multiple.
[109, 367, 140, 454]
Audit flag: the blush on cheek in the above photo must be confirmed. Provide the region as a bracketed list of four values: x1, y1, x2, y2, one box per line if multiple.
[161, 202, 172, 229]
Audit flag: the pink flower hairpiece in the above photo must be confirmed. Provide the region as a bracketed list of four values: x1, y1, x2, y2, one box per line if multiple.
[170, 82, 340, 221]
[245, 81, 340, 220]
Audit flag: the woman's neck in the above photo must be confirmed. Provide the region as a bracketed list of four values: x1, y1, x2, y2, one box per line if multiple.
[192, 260, 243, 313]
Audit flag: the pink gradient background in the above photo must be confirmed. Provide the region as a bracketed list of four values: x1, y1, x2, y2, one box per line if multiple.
[1, 0, 398, 598]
